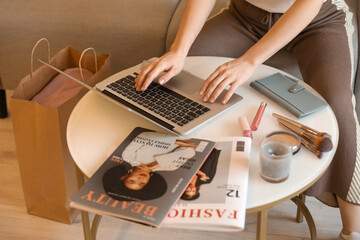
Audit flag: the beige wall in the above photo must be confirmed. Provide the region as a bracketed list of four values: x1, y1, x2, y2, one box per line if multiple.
[0, 0, 180, 89]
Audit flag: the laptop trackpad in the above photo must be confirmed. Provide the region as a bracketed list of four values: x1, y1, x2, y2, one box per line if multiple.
[164, 71, 204, 95]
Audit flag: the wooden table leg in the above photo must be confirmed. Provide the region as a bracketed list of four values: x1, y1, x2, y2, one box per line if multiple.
[257, 209, 268, 240]
[75, 166, 92, 240]
[80, 210, 92, 240]
[291, 196, 317, 240]
[296, 194, 306, 223]
[91, 214, 102, 240]
[75, 165, 102, 240]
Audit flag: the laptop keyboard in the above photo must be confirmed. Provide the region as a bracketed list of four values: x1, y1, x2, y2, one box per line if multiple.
[106, 72, 211, 127]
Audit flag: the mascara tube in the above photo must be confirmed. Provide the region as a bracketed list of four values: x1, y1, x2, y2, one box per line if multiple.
[0, 76, 8, 119]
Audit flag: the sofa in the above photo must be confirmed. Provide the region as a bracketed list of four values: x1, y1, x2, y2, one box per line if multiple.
[0, 0, 358, 104]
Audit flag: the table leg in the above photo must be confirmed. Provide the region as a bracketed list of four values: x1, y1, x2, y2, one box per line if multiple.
[291, 196, 317, 240]
[91, 214, 102, 240]
[75, 166, 92, 240]
[75, 165, 102, 240]
[296, 194, 306, 223]
[80, 210, 92, 240]
[257, 209, 268, 240]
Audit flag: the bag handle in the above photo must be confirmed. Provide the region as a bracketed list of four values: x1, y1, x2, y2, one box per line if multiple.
[79, 47, 98, 82]
[30, 38, 50, 79]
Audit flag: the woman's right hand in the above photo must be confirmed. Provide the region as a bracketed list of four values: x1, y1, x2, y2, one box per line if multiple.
[139, 162, 159, 171]
[134, 51, 186, 91]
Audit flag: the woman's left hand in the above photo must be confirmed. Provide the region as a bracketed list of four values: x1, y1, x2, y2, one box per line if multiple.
[199, 57, 257, 104]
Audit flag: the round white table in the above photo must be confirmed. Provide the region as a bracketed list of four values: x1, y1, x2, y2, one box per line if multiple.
[67, 56, 339, 240]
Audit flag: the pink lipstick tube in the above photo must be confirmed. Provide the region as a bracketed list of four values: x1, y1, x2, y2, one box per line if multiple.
[251, 102, 267, 131]
[239, 116, 252, 138]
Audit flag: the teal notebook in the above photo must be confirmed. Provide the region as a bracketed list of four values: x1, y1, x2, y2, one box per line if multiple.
[250, 73, 328, 118]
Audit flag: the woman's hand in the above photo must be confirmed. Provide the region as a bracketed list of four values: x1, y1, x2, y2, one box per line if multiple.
[138, 162, 159, 171]
[197, 170, 210, 181]
[134, 0, 216, 92]
[134, 51, 186, 91]
[199, 56, 258, 104]
[198, 0, 323, 106]
[175, 139, 197, 149]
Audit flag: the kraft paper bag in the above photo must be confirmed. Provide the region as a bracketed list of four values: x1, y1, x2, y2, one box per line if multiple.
[10, 39, 111, 224]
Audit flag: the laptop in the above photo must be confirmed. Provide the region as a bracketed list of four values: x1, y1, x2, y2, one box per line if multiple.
[38, 59, 243, 135]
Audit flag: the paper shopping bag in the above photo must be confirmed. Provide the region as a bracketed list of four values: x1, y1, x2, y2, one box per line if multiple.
[10, 39, 111, 224]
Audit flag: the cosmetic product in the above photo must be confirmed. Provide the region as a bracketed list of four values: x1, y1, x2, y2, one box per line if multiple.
[0, 76, 8, 119]
[279, 122, 323, 159]
[272, 113, 331, 138]
[278, 119, 333, 152]
[239, 116, 252, 138]
[266, 130, 301, 154]
[299, 136, 323, 159]
[251, 101, 267, 131]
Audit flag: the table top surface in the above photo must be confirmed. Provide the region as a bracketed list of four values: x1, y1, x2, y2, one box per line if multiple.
[67, 56, 339, 212]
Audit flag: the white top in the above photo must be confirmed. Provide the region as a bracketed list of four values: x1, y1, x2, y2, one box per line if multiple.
[121, 132, 196, 171]
[245, 0, 326, 13]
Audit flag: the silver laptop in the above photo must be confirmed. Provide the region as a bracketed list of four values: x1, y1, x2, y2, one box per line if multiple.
[38, 59, 243, 135]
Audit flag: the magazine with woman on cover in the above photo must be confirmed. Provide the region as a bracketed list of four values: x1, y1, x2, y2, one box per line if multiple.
[70, 127, 215, 227]
[163, 136, 251, 231]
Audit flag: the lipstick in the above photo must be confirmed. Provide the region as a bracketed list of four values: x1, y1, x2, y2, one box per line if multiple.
[251, 101, 267, 131]
[239, 116, 252, 138]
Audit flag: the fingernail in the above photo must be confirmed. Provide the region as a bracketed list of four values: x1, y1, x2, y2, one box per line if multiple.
[210, 97, 215, 103]
[203, 96, 208, 102]
[222, 98, 228, 104]
[199, 89, 204, 95]
[159, 78, 165, 84]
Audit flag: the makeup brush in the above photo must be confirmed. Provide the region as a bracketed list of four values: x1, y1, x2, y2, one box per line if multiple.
[278, 119, 333, 152]
[279, 122, 323, 159]
[299, 137, 323, 159]
[272, 113, 331, 138]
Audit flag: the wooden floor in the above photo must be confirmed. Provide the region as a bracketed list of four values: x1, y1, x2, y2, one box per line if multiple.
[0, 90, 342, 240]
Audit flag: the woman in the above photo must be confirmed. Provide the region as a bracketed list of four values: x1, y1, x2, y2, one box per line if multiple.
[103, 131, 197, 201]
[181, 170, 207, 200]
[134, 0, 360, 238]
[102, 162, 168, 201]
[181, 148, 220, 200]
[121, 131, 197, 172]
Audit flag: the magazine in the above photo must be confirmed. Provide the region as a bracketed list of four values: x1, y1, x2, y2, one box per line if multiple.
[162, 136, 251, 231]
[70, 127, 216, 227]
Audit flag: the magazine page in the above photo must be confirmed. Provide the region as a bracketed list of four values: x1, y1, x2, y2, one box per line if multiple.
[162, 136, 251, 231]
[70, 127, 216, 227]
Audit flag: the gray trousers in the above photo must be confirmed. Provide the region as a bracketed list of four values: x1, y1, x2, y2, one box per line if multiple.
[189, 0, 359, 206]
